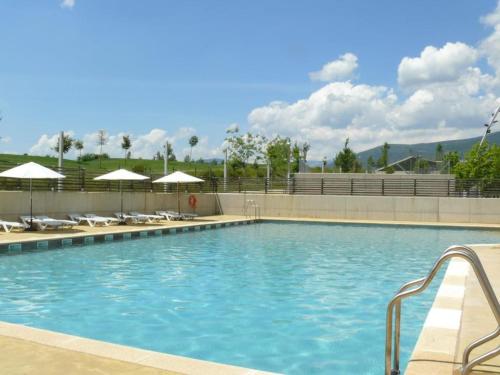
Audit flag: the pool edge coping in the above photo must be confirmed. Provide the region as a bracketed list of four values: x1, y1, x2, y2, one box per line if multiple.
[0, 217, 257, 253]
[0, 321, 280, 375]
[259, 216, 500, 231]
[404, 244, 500, 375]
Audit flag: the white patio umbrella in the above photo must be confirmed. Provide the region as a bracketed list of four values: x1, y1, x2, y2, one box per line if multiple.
[94, 169, 149, 219]
[153, 171, 204, 214]
[0, 162, 65, 230]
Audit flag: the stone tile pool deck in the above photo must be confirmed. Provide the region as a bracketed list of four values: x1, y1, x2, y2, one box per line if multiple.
[0, 215, 499, 374]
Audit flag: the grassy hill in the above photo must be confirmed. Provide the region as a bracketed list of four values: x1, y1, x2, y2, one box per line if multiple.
[0, 154, 224, 177]
[356, 131, 500, 166]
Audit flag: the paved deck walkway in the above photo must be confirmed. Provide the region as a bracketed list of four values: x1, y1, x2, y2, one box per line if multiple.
[406, 245, 500, 375]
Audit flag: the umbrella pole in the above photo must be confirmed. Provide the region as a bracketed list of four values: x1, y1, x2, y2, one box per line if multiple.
[29, 178, 33, 231]
[177, 182, 180, 215]
[120, 180, 123, 219]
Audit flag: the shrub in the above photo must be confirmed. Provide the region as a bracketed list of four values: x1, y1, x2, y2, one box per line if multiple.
[132, 164, 146, 173]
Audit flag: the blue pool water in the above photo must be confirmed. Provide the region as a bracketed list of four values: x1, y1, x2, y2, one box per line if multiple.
[1, 222, 500, 374]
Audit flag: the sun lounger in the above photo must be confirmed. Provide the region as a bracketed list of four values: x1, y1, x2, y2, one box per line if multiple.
[169, 210, 198, 220]
[84, 214, 120, 225]
[155, 210, 183, 221]
[157, 210, 198, 221]
[129, 212, 163, 223]
[36, 216, 77, 229]
[68, 214, 111, 227]
[179, 212, 198, 220]
[20, 216, 45, 230]
[114, 212, 149, 224]
[20, 216, 77, 230]
[0, 219, 28, 232]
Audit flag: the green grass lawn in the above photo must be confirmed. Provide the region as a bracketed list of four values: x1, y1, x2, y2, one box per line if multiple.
[0, 153, 224, 176]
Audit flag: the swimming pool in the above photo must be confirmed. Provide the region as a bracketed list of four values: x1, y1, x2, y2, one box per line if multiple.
[1, 221, 499, 374]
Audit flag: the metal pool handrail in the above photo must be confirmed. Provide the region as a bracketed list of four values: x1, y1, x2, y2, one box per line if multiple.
[385, 245, 500, 375]
[243, 199, 261, 220]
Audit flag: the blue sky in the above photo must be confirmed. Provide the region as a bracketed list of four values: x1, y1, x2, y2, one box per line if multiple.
[0, 0, 499, 160]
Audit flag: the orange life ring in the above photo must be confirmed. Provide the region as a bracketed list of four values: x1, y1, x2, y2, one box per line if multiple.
[188, 194, 197, 209]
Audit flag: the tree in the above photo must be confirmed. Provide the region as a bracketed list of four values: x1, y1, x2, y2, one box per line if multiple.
[334, 138, 361, 173]
[443, 151, 460, 173]
[367, 156, 376, 172]
[97, 130, 108, 168]
[291, 142, 301, 173]
[377, 142, 390, 168]
[166, 143, 176, 161]
[435, 143, 444, 161]
[121, 135, 132, 164]
[265, 136, 292, 177]
[74, 140, 84, 161]
[52, 134, 73, 154]
[189, 135, 199, 162]
[302, 142, 311, 162]
[453, 141, 500, 182]
[226, 132, 266, 175]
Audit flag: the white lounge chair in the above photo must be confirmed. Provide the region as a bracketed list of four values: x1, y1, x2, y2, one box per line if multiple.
[36, 216, 77, 229]
[165, 210, 198, 221]
[114, 212, 149, 224]
[20, 216, 48, 230]
[155, 210, 182, 221]
[0, 219, 28, 232]
[68, 214, 111, 227]
[84, 214, 120, 225]
[129, 211, 163, 223]
[20, 216, 77, 231]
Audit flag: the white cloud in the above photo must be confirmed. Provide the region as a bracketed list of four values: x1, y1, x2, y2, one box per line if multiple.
[60, 0, 75, 9]
[481, 1, 500, 26]
[309, 53, 358, 82]
[398, 42, 478, 89]
[30, 132, 76, 156]
[480, 2, 500, 80]
[247, 3, 500, 160]
[0, 136, 11, 144]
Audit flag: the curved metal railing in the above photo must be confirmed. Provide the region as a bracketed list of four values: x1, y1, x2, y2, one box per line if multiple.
[243, 199, 261, 220]
[385, 245, 500, 375]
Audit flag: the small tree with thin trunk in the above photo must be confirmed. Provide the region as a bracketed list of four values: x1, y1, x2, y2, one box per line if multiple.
[121, 135, 132, 165]
[97, 130, 108, 168]
[189, 135, 199, 163]
[377, 142, 390, 168]
[74, 140, 84, 161]
[435, 143, 444, 161]
[52, 134, 73, 154]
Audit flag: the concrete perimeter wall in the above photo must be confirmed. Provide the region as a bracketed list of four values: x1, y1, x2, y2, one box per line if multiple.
[1, 191, 498, 225]
[0, 191, 217, 221]
[218, 193, 500, 224]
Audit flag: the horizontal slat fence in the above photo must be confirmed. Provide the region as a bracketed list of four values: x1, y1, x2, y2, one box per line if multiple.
[0, 161, 499, 197]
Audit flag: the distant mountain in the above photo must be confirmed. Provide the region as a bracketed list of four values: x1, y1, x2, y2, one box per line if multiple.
[355, 131, 500, 167]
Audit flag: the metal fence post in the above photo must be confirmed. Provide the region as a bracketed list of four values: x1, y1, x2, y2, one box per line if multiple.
[447, 179, 450, 197]
[350, 179, 354, 195]
[265, 177, 268, 194]
[321, 178, 324, 195]
[80, 168, 86, 191]
[382, 179, 385, 196]
[414, 179, 417, 196]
